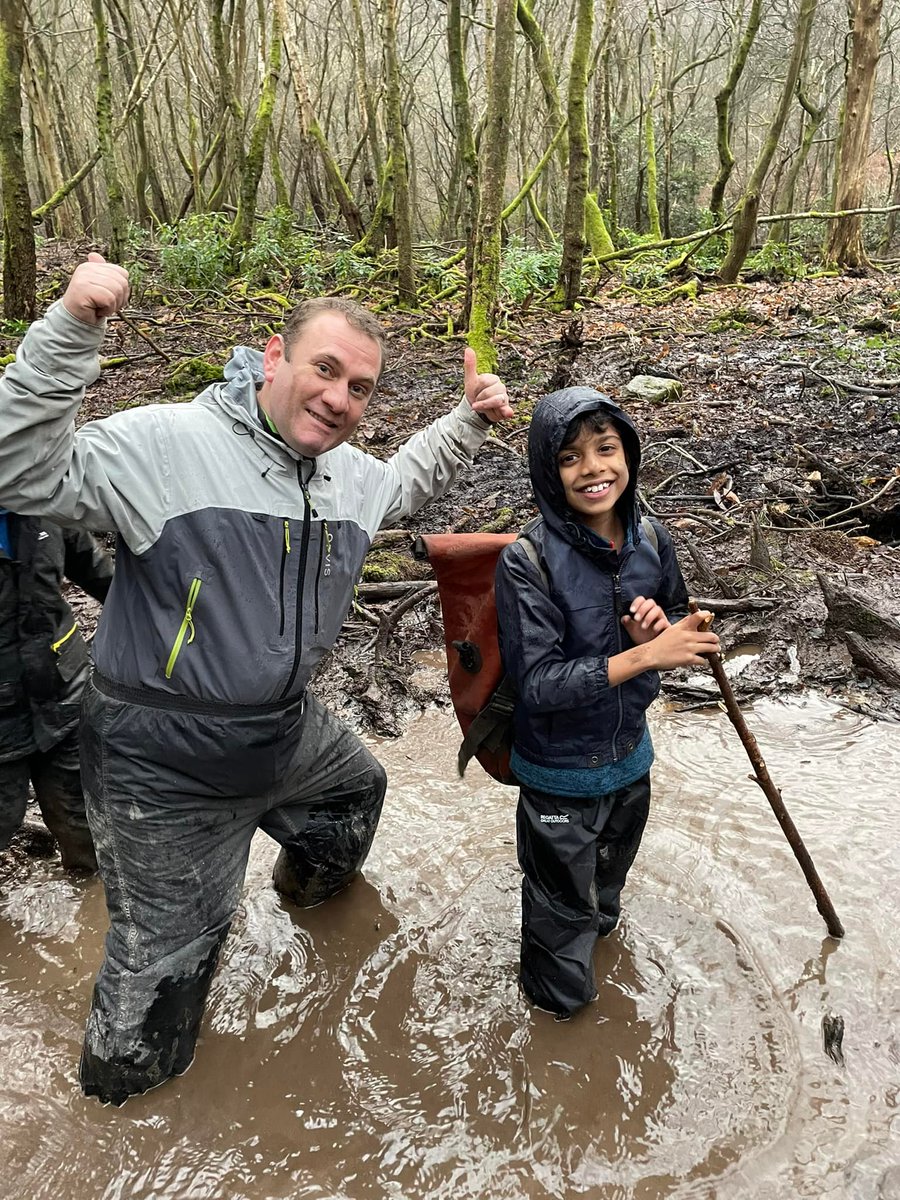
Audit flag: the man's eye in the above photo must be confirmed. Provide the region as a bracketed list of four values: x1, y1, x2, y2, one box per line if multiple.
[316, 363, 331, 375]
[351, 385, 369, 399]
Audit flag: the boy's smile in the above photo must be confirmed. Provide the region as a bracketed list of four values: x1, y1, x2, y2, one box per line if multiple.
[557, 425, 629, 538]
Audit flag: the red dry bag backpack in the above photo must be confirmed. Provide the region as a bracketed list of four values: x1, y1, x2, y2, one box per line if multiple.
[416, 517, 658, 785]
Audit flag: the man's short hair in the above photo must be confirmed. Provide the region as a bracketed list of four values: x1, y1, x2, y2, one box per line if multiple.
[281, 297, 386, 371]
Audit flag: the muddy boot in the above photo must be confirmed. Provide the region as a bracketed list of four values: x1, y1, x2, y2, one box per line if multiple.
[80, 924, 229, 1105]
[31, 734, 98, 873]
[0, 759, 29, 852]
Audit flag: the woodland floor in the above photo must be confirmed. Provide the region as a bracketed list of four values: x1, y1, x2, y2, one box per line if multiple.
[8, 244, 900, 736]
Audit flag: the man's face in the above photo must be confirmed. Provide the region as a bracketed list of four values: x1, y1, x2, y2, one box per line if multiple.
[557, 423, 630, 535]
[259, 312, 382, 457]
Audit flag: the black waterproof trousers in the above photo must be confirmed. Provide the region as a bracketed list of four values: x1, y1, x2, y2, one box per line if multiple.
[0, 727, 97, 871]
[517, 774, 651, 1016]
[78, 678, 387, 1106]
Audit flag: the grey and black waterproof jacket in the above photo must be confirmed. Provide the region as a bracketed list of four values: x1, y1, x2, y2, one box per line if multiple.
[0, 514, 112, 760]
[0, 302, 492, 708]
[495, 388, 688, 773]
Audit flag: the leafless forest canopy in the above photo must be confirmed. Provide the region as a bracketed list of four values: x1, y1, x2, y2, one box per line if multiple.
[12, 1, 896, 237]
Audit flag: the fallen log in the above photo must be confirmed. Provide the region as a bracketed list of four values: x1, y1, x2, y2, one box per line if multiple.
[844, 633, 900, 689]
[818, 573, 900, 643]
[692, 595, 777, 614]
[357, 580, 435, 602]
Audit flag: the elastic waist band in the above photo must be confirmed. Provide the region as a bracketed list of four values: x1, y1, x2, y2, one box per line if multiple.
[91, 671, 305, 718]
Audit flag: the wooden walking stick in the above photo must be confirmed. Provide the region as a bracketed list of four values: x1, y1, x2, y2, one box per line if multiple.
[688, 600, 845, 939]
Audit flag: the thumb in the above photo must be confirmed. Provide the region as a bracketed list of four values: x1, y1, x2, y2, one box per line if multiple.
[87, 251, 107, 264]
[463, 346, 479, 399]
[684, 608, 712, 629]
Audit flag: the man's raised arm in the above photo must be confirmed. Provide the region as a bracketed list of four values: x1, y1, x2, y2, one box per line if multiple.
[371, 346, 515, 528]
[0, 254, 132, 525]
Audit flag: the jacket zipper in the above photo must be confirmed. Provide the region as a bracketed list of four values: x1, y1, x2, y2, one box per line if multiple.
[314, 527, 325, 634]
[165, 578, 203, 679]
[279, 519, 291, 636]
[610, 567, 625, 761]
[279, 469, 312, 698]
[314, 521, 332, 634]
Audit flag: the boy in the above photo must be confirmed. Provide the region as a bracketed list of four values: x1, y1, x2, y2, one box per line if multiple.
[495, 387, 719, 1018]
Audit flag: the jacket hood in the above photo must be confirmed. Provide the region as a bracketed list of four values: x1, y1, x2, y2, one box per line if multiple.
[201, 346, 302, 465]
[527, 387, 642, 549]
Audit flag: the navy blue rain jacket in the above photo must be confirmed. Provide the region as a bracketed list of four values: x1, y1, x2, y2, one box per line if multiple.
[495, 388, 688, 772]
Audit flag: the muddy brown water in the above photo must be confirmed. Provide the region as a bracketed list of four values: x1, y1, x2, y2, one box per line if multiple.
[1, 695, 899, 1200]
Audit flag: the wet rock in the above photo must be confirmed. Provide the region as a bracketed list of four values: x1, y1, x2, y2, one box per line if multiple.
[878, 1165, 900, 1200]
[624, 375, 684, 403]
[822, 1012, 845, 1066]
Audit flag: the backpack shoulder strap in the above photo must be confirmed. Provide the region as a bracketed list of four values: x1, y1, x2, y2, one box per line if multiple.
[640, 514, 659, 553]
[517, 520, 548, 590]
[457, 673, 517, 778]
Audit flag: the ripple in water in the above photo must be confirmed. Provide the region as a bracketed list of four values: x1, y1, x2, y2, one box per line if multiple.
[0, 697, 898, 1198]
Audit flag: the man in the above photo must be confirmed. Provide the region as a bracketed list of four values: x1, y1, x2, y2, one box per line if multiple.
[0, 510, 111, 871]
[0, 253, 513, 1104]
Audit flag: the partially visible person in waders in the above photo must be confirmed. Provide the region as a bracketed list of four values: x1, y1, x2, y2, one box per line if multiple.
[494, 389, 719, 1019]
[0, 509, 111, 872]
[0, 254, 513, 1105]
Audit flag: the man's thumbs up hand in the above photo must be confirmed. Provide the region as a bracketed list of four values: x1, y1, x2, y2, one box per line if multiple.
[463, 346, 514, 423]
[62, 253, 130, 325]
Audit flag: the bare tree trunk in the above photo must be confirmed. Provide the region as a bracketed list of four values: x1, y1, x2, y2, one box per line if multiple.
[21, 7, 79, 238]
[208, 0, 245, 206]
[880, 159, 900, 252]
[557, 0, 594, 308]
[825, 0, 885, 266]
[448, 0, 478, 318]
[470, 0, 517, 370]
[91, 0, 128, 258]
[349, 0, 382, 181]
[107, 0, 169, 224]
[275, 0, 364, 239]
[709, 0, 762, 223]
[381, 0, 416, 306]
[719, 0, 818, 283]
[231, 6, 282, 249]
[768, 80, 829, 243]
[644, 7, 662, 240]
[0, 0, 36, 319]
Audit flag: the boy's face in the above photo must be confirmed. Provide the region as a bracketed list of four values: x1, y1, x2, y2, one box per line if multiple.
[557, 423, 629, 535]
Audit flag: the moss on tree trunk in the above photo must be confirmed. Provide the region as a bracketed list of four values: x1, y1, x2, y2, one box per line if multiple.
[709, 0, 762, 224]
[0, 0, 36, 319]
[381, 0, 416, 307]
[231, 7, 282, 250]
[825, 0, 885, 267]
[470, 0, 517, 371]
[556, 0, 594, 309]
[719, 0, 818, 282]
[91, 0, 127, 260]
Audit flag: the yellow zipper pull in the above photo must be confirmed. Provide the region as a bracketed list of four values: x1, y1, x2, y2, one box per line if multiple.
[165, 578, 203, 678]
[284, 519, 291, 553]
